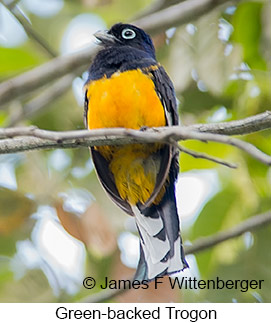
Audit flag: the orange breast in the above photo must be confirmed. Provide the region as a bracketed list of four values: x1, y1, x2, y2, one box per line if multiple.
[86, 69, 166, 130]
[86, 69, 166, 205]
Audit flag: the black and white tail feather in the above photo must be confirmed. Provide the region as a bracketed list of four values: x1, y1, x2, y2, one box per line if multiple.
[133, 158, 188, 281]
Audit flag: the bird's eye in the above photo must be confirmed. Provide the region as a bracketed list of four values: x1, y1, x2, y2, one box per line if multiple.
[121, 28, 136, 40]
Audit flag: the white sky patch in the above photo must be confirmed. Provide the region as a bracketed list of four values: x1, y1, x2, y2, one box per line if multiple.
[186, 23, 197, 35]
[31, 206, 85, 295]
[71, 158, 94, 179]
[11, 240, 41, 280]
[197, 80, 208, 92]
[225, 6, 237, 15]
[59, 188, 94, 215]
[73, 71, 89, 108]
[48, 149, 71, 172]
[166, 27, 176, 39]
[38, 220, 82, 271]
[16, 240, 41, 269]
[0, 161, 17, 190]
[239, 62, 251, 71]
[243, 232, 254, 250]
[118, 231, 139, 269]
[72, 77, 85, 107]
[239, 72, 254, 81]
[208, 106, 231, 123]
[60, 13, 106, 55]
[0, 4, 27, 47]
[249, 86, 261, 98]
[232, 62, 253, 80]
[230, 71, 254, 81]
[176, 170, 220, 222]
[218, 18, 233, 43]
[224, 43, 233, 56]
[191, 69, 199, 81]
[22, 0, 64, 18]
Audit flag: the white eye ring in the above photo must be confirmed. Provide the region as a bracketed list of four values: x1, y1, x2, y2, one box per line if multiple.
[121, 28, 136, 40]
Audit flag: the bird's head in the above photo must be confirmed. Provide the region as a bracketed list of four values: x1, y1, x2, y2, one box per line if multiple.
[94, 23, 155, 59]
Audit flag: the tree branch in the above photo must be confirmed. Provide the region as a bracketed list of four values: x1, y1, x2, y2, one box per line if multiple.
[0, 48, 92, 108]
[7, 74, 75, 127]
[185, 211, 271, 254]
[0, 111, 270, 166]
[189, 111, 271, 135]
[177, 143, 237, 168]
[133, 0, 239, 35]
[80, 211, 271, 303]
[0, 0, 237, 107]
[133, 0, 180, 19]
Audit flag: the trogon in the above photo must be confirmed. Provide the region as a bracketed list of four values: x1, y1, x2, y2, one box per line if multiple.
[84, 23, 188, 281]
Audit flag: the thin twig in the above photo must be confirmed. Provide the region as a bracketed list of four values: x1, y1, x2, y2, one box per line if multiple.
[177, 143, 237, 168]
[80, 211, 271, 303]
[5, 0, 20, 9]
[167, 136, 237, 168]
[169, 128, 271, 165]
[185, 211, 271, 254]
[1, 0, 57, 57]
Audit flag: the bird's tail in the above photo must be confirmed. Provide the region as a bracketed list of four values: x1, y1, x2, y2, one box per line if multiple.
[133, 180, 188, 281]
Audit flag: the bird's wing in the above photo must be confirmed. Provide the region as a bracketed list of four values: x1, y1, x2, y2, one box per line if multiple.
[138, 65, 179, 209]
[150, 65, 179, 127]
[91, 148, 134, 215]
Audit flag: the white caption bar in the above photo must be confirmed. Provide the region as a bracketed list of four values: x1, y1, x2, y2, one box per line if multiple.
[0, 303, 267, 323]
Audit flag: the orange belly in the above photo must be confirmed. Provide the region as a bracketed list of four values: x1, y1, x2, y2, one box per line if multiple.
[86, 69, 166, 130]
[86, 69, 166, 205]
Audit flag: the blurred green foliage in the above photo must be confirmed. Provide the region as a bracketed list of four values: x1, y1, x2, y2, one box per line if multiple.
[0, 0, 270, 303]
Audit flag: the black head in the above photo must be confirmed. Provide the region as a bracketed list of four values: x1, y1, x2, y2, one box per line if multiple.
[94, 23, 156, 59]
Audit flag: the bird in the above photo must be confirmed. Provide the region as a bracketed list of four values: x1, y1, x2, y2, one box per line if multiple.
[84, 23, 188, 281]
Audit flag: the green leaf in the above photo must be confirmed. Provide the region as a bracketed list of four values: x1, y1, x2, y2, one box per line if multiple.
[201, 225, 271, 302]
[0, 111, 8, 126]
[0, 256, 13, 285]
[180, 141, 233, 171]
[191, 187, 237, 276]
[179, 85, 233, 114]
[232, 2, 266, 70]
[0, 47, 42, 77]
[0, 268, 55, 302]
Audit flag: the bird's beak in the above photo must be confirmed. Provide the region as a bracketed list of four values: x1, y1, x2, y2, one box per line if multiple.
[94, 30, 117, 45]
